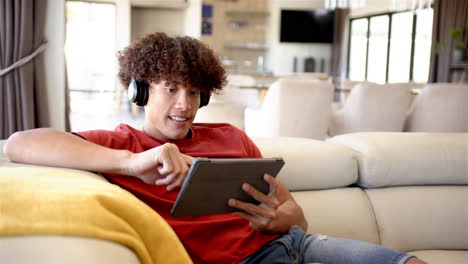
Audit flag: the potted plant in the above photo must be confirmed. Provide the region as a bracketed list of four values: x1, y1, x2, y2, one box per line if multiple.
[449, 26, 467, 63]
[435, 26, 467, 63]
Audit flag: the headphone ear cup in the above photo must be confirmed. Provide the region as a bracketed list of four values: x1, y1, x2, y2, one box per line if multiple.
[128, 78, 149, 106]
[199, 92, 210, 108]
[127, 78, 138, 104]
[137, 82, 149, 106]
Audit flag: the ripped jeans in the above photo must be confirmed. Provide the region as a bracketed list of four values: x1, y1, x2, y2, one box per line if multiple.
[240, 226, 414, 264]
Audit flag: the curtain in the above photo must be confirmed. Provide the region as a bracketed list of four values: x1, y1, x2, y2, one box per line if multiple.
[331, 8, 350, 88]
[0, 0, 49, 139]
[429, 0, 468, 83]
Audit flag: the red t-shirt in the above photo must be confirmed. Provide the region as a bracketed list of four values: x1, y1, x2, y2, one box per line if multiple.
[76, 123, 278, 264]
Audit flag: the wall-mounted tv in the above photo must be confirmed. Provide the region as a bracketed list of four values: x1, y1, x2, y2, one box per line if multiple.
[280, 9, 335, 44]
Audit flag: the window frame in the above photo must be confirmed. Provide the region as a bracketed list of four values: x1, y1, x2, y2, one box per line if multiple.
[346, 9, 430, 83]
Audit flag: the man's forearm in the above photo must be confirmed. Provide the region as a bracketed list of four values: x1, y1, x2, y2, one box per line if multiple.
[3, 128, 132, 174]
[276, 181, 308, 232]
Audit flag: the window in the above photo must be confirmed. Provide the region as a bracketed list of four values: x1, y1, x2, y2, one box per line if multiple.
[65, 1, 121, 131]
[412, 9, 433, 83]
[367, 15, 389, 83]
[65, 1, 116, 92]
[388, 12, 413, 83]
[348, 19, 368, 81]
[348, 9, 433, 83]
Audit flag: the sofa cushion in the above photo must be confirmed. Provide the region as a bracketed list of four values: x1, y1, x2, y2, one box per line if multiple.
[405, 83, 468, 132]
[329, 83, 413, 136]
[408, 250, 468, 264]
[292, 188, 380, 245]
[365, 186, 468, 252]
[328, 133, 468, 188]
[253, 137, 357, 190]
[245, 79, 333, 140]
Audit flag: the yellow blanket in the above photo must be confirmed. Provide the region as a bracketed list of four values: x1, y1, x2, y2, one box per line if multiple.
[0, 167, 192, 264]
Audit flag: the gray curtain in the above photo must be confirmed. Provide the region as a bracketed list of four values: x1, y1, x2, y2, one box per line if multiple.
[429, 0, 468, 82]
[0, 0, 49, 139]
[331, 8, 350, 88]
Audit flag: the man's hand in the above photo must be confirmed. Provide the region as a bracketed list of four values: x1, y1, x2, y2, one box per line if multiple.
[127, 143, 193, 190]
[228, 174, 308, 234]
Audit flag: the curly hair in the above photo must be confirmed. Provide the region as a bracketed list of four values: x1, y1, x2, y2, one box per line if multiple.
[117, 32, 226, 95]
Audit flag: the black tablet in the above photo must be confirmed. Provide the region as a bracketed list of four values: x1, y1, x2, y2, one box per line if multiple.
[171, 157, 285, 217]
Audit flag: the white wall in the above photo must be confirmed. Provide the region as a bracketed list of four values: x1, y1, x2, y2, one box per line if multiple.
[184, 0, 202, 38]
[130, 0, 201, 40]
[131, 7, 187, 39]
[116, 0, 131, 51]
[266, 0, 331, 75]
[351, 0, 398, 17]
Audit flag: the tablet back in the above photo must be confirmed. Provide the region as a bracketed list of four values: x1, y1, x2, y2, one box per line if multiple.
[171, 158, 284, 217]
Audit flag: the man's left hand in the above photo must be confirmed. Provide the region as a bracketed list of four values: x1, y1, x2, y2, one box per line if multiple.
[228, 174, 308, 234]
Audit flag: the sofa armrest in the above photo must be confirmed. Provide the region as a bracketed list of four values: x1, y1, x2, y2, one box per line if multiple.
[0, 164, 191, 264]
[0, 236, 141, 264]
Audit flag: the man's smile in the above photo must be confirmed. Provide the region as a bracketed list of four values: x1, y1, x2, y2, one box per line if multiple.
[169, 116, 189, 122]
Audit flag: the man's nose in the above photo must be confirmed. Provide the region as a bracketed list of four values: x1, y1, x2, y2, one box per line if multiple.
[175, 91, 191, 110]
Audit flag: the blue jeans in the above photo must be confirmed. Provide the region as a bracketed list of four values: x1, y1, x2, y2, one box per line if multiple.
[241, 226, 414, 264]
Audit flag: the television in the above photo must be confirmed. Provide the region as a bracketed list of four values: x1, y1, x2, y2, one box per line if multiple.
[280, 9, 335, 44]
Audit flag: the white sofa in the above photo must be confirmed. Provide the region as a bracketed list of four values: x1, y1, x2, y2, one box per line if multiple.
[1, 132, 467, 264]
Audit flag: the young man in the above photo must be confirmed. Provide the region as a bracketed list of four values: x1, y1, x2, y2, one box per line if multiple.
[4, 32, 426, 264]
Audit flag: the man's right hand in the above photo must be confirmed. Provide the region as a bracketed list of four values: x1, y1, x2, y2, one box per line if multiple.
[127, 143, 193, 191]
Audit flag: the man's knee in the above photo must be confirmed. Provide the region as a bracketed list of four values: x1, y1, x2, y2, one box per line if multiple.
[306, 258, 426, 264]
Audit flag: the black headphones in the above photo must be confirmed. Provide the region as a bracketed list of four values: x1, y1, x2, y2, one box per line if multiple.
[127, 77, 210, 108]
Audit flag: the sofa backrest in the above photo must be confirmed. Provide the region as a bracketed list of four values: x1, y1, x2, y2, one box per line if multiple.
[405, 83, 468, 132]
[253, 137, 357, 191]
[327, 132, 468, 187]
